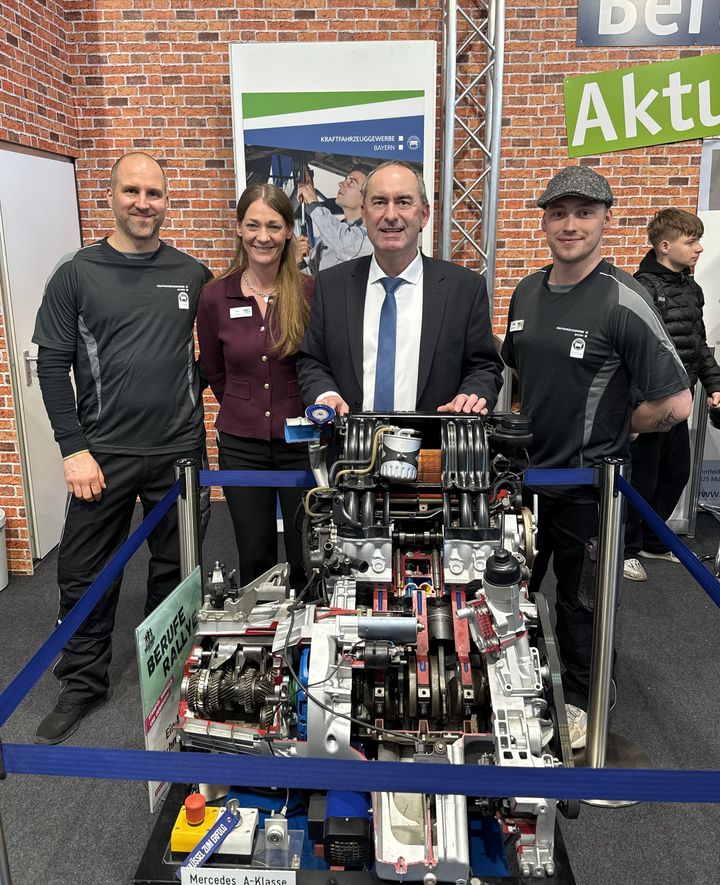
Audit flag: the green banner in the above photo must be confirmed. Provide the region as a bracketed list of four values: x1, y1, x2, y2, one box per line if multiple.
[135, 566, 202, 810]
[564, 53, 720, 157]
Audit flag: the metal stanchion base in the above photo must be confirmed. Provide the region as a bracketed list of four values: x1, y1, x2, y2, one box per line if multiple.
[0, 803, 12, 885]
[573, 732, 651, 808]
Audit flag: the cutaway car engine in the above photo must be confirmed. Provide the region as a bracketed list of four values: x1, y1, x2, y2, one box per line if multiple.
[178, 412, 575, 879]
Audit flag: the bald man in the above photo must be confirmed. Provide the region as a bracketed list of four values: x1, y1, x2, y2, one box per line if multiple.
[32, 152, 212, 744]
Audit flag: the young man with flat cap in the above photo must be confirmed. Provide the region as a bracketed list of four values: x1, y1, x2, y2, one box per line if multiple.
[501, 165, 691, 749]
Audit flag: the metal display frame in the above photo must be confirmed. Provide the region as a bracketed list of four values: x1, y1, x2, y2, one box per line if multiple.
[439, 0, 504, 307]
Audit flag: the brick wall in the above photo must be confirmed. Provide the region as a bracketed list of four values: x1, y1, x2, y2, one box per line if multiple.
[0, 1, 78, 153]
[68, 0, 443, 256]
[0, 0, 444, 571]
[0, 311, 30, 574]
[67, 0, 444, 508]
[0, 1, 77, 573]
[0, 0, 717, 572]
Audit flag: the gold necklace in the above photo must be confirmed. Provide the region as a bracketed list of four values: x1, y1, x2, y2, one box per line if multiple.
[243, 272, 276, 303]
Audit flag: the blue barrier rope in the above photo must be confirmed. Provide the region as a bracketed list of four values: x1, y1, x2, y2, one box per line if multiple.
[618, 475, 720, 608]
[0, 480, 182, 727]
[522, 468, 720, 607]
[200, 469, 316, 488]
[4, 743, 720, 804]
[524, 468, 595, 487]
[2, 465, 719, 808]
[204, 469, 593, 490]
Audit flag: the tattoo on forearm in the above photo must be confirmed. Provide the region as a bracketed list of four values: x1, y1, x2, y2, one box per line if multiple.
[652, 409, 678, 430]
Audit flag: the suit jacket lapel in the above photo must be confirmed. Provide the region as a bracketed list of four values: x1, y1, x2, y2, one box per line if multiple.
[346, 258, 371, 396]
[417, 256, 448, 402]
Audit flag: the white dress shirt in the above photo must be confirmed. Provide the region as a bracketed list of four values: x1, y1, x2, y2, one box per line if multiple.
[362, 251, 424, 411]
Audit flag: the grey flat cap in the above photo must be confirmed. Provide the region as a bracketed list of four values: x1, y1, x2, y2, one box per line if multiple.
[537, 165, 613, 208]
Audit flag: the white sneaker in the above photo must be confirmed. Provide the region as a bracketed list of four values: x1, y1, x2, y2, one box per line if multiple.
[639, 550, 680, 564]
[623, 558, 647, 581]
[565, 704, 587, 749]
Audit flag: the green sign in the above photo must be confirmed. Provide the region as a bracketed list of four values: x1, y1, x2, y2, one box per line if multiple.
[135, 566, 202, 811]
[564, 53, 720, 157]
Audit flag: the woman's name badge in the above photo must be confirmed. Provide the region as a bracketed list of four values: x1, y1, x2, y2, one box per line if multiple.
[230, 306, 253, 318]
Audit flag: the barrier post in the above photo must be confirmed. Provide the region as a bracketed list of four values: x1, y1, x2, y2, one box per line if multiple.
[0, 804, 11, 885]
[585, 456, 626, 768]
[174, 458, 201, 580]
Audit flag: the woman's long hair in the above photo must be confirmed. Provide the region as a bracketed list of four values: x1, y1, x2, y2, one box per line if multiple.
[219, 184, 309, 359]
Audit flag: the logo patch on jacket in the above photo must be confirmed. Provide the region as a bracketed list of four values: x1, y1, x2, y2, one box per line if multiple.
[570, 337, 586, 359]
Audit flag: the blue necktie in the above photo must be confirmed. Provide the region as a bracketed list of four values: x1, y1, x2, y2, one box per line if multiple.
[373, 277, 403, 411]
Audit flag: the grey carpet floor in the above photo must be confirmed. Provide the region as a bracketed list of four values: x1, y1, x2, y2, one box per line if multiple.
[0, 503, 718, 884]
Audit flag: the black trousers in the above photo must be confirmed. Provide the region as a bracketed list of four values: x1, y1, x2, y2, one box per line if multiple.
[528, 492, 602, 711]
[218, 433, 309, 590]
[624, 421, 690, 558]
[55, 448, 203, 705]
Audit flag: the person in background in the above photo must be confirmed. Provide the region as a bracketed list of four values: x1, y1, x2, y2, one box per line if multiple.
[623, 209, 720, 582]
[32, 152, 212, 744]
[502, 166, 691, 750]
[296, 167, 373, 273]
[197, 184, 314, 591]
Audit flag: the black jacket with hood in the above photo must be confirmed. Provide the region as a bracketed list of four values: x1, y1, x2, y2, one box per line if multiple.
[635, 249, 720, 395]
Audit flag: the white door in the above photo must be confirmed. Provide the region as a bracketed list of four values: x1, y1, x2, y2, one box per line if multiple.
[0, 146, 82, 560]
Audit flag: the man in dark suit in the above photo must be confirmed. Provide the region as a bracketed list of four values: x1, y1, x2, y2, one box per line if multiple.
[297, 161, 503, 415]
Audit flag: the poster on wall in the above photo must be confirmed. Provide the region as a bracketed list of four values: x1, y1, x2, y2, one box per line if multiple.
[135, 567, 202, 812]
[577, 0, 720, 47]
[564, 53, 720, 158]
[229, 41, 437, 260]
[698, 136, 720, 211]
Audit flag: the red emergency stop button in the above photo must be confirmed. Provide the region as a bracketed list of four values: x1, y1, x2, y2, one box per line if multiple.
[184, 792, 206, 826]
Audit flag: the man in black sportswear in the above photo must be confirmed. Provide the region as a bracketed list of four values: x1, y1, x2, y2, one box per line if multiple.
[32, 152, 212, 744]
[501, 166, 691, 750]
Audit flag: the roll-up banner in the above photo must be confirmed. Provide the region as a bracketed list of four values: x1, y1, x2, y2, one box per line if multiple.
[229, 41, 437, 255]
[697, 139, 720, 503]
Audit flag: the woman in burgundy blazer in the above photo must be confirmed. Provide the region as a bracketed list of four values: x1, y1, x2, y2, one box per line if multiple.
[197, 184, 314, 590]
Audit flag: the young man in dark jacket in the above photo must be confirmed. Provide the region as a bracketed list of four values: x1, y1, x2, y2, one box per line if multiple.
[624, 208, 720, 581]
